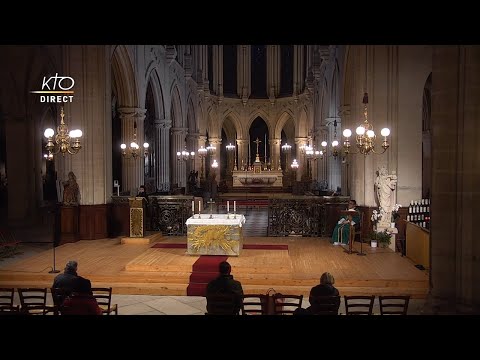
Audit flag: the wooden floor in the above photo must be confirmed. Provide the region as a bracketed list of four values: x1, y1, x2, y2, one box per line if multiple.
[0, 235, 429, 298]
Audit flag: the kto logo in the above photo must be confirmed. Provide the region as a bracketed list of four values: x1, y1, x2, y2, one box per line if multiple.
[30, 73, 75, 103]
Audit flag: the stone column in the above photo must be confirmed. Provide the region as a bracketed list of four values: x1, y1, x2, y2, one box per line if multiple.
[267, 45, 280, 100]
[197, 135, 207, 181]
[237, 45, 251, 104]
[294, 45, 305, 98]
[119, 107, 146, 196]
[294, 137, 307, 181]
[208, 137, 222, 180]
[154, 118, 172, 192]
[423, 45, 480, 314]
[171, 127, 187, 188]
[236, 139, 248, 170]
[325, 117, 341, 191]
[270, 138, 282, 170]
[187, 133, 199, 175]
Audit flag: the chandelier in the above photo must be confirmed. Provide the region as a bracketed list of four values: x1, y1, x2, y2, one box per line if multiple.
[43, 107, 82, 160]
[120, 121, 149, 159]
[342, 46, 390, 155]
[176, 147, 195, 161]
[342, 92, 390, 155]
[321, 120, 340, 158]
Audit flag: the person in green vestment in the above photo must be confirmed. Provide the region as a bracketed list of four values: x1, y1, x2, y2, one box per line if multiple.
[331, 200, 361, 245]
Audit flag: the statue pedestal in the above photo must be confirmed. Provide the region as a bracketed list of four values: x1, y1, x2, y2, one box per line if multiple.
[378, 225, 398, 252]
[129, 197, 147, 238]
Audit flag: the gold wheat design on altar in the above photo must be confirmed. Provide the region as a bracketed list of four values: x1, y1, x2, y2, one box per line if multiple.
[189, 225, 238, 252]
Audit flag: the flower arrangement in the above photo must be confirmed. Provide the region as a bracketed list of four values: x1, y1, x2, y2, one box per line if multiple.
[371, 208, 385, 228]
[391, 204, 402, 222]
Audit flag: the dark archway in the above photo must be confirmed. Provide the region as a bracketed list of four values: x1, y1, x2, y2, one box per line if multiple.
[249, 117, 269, 166]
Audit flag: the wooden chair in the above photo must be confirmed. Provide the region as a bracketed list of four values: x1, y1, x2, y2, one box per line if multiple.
[308, 295, 341, 315]
[271, 294, 303, 315]
[379, 295, 410, 315]
[18, 288, 56, 315]
[206, 293, 242, 315]
[91, 287, 118, 315]
[241, 294, 268, 315]
[344, 295, 375, 315]
[0, 288, 19, 313]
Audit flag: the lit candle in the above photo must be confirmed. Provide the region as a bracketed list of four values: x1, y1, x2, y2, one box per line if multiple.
[192, 200, 194, 214]
[234, 201, 236, 213]
[227, 200, 229, 213]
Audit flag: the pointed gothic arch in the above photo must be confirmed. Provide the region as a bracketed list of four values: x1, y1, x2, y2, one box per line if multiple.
[170, 84, 183, 128]
[111, 45, 138, 108]
[146, 68, 165, 120]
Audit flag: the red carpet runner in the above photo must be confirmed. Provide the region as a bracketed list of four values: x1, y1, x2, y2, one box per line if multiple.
[186, 256, 228, 296]
[150, 243, 288, 296]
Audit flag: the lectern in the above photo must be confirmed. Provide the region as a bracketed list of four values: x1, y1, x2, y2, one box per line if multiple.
[129, 197, 147, 238]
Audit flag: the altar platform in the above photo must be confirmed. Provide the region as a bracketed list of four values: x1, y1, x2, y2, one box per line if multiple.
[0, 235, 429, 298]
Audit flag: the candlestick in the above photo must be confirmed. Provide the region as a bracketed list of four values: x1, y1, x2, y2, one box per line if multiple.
[198, 200, 202, 218]
[192, 200, 194, 214]
[234, 201, 236, 212]
[227, 200, 230, 214]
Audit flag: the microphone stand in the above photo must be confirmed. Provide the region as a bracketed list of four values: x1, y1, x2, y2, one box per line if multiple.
[49, 204, 60, 273]
[49, 241, 60, 273]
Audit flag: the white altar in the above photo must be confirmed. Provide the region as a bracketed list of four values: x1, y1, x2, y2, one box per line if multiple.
[185, 214, 246, 256]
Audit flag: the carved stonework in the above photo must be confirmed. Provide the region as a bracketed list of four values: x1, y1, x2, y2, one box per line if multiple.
[150, 47, 159, 63]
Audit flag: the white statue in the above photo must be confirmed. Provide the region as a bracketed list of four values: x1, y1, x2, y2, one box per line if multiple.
[374, 166, 397, 227]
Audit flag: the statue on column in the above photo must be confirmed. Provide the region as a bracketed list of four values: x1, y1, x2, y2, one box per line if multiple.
[374, 166, 397, 228]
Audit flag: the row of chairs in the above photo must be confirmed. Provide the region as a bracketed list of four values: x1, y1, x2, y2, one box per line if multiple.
[208, 294, 410, 315]
[0, 287, 118, 315]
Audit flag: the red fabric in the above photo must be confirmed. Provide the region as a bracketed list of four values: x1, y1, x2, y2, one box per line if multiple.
[187, 256, 228, 296]
[61, 294, 103, 315]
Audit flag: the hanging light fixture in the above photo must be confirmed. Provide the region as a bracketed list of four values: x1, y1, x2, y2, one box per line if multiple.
[120, 121, 149, 159]
[43, 107, 83, 161]
[342, 46, 390, 155]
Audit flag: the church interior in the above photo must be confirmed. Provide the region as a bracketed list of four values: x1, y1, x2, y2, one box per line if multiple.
[0, 45, 478, 315]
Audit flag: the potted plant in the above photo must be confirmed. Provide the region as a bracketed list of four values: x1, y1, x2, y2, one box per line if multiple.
[390, 204, 402, 228]
[370, 208, 384, 247]
[376, 229, 392, 248]
[369, 231, 378, 248]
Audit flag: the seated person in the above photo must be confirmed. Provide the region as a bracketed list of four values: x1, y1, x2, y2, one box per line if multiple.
[294, 272, 340, 315]
[206, 261, 244, 314]
[330, 199, 360, 246]
[60, 276, 103, 315]
[308, 272, 340, 313]
[52, 260, 79, 306]
[137, 185, 149, 201]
